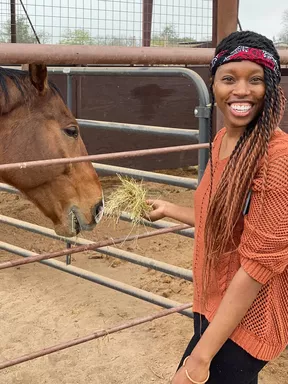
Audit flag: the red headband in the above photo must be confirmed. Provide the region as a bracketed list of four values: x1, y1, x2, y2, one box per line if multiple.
[210, 46, 281, 81]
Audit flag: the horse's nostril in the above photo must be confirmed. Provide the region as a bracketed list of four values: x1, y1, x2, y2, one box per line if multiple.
[94, 199, 104, 224]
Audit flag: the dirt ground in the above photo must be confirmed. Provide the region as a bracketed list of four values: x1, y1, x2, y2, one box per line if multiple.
[0, 172, 287, 384]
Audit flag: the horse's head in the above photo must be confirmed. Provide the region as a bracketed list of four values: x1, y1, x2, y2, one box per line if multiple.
[0, 64, 103, 237]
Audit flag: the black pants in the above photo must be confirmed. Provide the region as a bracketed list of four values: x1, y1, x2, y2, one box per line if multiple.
[177, 313, 267, 384]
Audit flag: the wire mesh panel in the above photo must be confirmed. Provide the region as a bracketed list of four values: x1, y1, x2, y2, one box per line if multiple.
[0, 1, 212, 46]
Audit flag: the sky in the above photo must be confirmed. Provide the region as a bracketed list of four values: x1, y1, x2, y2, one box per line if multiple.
[239, 0, 287, 40]
[0, 0, 287, 44]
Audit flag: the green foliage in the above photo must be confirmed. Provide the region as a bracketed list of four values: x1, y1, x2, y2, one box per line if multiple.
[96, 36, 137, 47]
[60, 29, 137, 46]
[59, 29, 94, 45]
[151, 24, 195, 47]
[0, 16, 50, 44]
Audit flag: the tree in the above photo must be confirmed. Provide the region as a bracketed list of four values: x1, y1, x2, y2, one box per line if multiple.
[0, 16, 50, 44]
[96, 36, 138, 47]
[151, 24, 195, 47]
[278, 9, 288, 43]
[60, 29, 94, 45]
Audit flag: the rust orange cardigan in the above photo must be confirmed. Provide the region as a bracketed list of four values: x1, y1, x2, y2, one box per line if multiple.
[193, 128, 288, 361]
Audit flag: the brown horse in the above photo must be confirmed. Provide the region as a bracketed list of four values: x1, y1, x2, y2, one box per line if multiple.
[0, 64, 103, 237]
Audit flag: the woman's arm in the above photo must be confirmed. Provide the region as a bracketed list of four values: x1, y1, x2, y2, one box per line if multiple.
[172, 267, 262, 383]
[146, 200, 195, 226]
[190, 267, 262, 363]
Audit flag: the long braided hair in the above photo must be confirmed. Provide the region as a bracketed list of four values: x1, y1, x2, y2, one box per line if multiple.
[203, 31, 286, 297]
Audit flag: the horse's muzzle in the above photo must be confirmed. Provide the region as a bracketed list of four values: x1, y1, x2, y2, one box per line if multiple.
[93, 199, 104, 224]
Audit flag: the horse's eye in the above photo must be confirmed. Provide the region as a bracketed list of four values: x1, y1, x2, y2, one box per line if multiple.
[63, 126, 79, 139]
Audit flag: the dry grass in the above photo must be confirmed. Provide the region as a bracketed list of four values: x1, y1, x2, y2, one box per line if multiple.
[105, 175, 153, 226]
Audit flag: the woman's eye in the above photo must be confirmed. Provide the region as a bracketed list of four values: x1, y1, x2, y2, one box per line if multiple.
[63, 126, 79, 139]
[222, 76, 234, 83]
[250, 77, 263, 84]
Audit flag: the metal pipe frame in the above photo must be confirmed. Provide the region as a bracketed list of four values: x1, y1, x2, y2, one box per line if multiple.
[216, 0, 238, 43]
[142, 0, 153, 47]
[92, 163, 198, 189]
[1, 44, 288, 65]
[0, 302, 192, 370]
[10, 0, 17, 44]
[0, 241, 193, 318]
[0, 66, 199, 325]
[0, 214, 193, 281]
[0, 224, 190, 270]
[78, 119, 199, 139]
[119, 212, 194, 238]
[0, 142, 208, 173]
[51, 66, 210, 180]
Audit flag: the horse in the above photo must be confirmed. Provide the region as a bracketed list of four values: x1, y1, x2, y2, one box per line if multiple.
[0, 64, 104, 237]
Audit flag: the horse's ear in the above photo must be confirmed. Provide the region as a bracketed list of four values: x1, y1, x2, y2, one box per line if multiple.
[29, 64, 48, 95]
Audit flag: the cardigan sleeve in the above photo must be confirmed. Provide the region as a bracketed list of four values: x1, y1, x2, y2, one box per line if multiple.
[238, 155, 288, 284]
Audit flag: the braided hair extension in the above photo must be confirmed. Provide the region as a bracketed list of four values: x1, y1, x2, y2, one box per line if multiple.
[202, 31, 287, 300]
[208, 85, 215, 201]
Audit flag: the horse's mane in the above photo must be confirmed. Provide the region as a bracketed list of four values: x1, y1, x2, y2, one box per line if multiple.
[0, 67, 62, 103]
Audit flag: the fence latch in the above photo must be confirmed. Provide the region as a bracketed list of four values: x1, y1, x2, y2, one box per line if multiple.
[194, 106, 210, 119]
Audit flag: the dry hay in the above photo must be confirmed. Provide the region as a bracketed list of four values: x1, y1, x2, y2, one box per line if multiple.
[105, 175, 153, 227]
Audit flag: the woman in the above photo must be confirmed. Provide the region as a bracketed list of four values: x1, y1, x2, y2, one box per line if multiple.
[147, 31, 288, 383]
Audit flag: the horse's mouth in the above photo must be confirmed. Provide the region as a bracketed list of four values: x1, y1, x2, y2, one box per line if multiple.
[69, 204, 104, 235]
[70, 210, 81, 235]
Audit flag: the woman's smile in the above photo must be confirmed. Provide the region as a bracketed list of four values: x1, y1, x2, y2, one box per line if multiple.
[228, 101, 254, 117]
[213, 61, 266, 132]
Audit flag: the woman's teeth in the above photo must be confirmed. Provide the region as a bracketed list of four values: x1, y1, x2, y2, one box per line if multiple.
[230, 103, 252, 113]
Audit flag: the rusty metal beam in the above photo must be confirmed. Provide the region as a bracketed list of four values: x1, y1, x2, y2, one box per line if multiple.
[216, 0, 238, 43]
[212, 0, 239, 132]
[142, 0, 153, 47]
[0, 44, 288, 65]
[212, 0, 218, 48]
[0, 44, 214, 65]
[10, 0, 16, 43]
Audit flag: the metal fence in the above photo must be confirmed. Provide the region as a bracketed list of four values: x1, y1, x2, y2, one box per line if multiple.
[0, 65, 210, 313]
[0, 0, 213, 46]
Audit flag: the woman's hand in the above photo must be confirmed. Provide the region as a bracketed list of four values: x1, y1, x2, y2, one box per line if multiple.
[145, 199, 195, 226]
[171, 355, 210, 384]
[145, 199, 169, 222]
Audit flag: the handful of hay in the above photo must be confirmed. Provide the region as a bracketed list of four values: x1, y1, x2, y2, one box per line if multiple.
[105, 175, 153, 226]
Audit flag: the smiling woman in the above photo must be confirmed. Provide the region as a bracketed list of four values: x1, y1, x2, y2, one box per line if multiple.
[145, 31, 288, 384]
[213, 61, 266, 130]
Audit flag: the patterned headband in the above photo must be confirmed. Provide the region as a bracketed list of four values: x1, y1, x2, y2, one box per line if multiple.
[210, 46, 281, 81]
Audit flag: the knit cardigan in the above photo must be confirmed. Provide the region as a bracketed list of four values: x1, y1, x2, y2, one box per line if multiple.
[193, 128, 288, 361]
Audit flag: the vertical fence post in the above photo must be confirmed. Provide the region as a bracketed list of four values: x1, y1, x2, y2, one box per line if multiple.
[10, 0, 17, 43]
[64, 68, 73, 110]
[197, 112, 210, 181]
[142, 0, 153, 47]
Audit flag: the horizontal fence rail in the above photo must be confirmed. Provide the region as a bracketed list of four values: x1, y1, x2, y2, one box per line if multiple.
[78, 119, 199, 139]
[0, 224, 190, 271]
[0, 44, 288, 65]
[92, 163, 198, 189]
[0, 302, 193, 370]
[119, 213, 194, 238]
[0, 45, 215, 65]
[0, 143, 208, 173]
[0, 242, 193, 319]
[0, 215, 193, 281]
